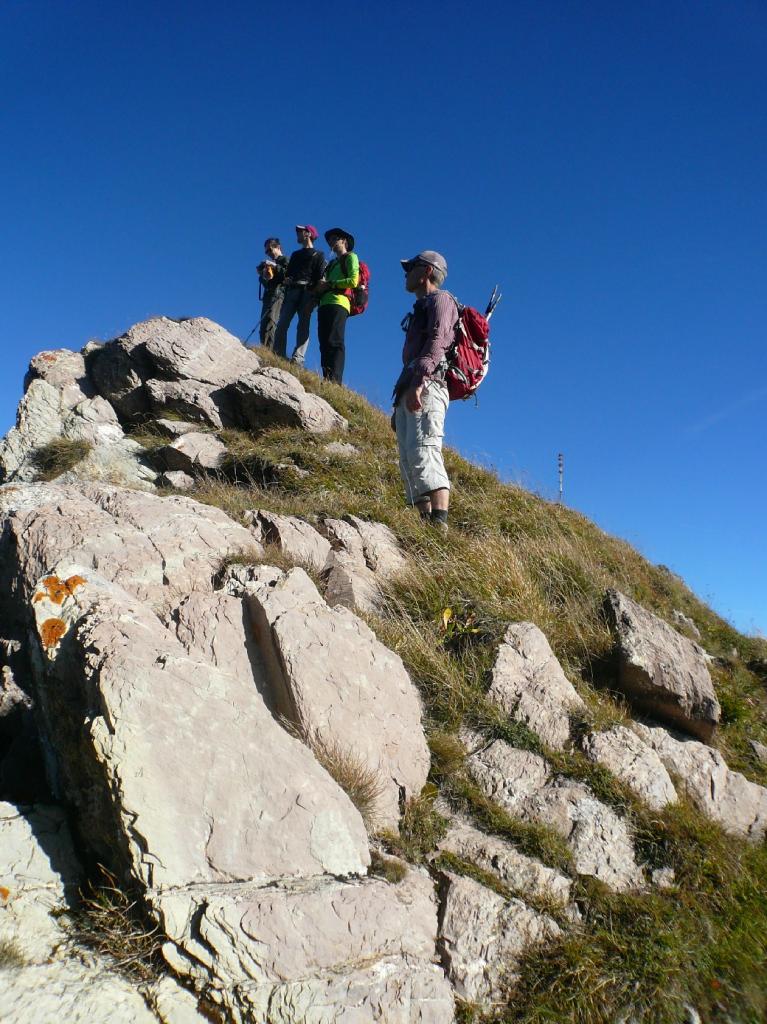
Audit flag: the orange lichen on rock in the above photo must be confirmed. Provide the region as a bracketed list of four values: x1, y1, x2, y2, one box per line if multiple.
[40, 618, 67, 649]
[38, 574, 87, 605]
[0, 885, 10, 902]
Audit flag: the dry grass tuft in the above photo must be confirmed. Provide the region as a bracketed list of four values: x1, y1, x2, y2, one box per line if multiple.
[31, 438, 93, 480]
[72, 867, 164, 982]
[0, 938, 26, 969]
[297, 726, 386, 831]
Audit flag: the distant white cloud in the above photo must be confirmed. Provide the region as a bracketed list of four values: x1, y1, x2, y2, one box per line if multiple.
[686, 386, 767, 436]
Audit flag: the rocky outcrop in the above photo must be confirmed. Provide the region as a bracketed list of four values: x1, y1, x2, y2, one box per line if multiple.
[1, 317, 347, 490]
[0, 801, 208, 1024]
[229, 565, 430, 830]
[246, 509, 332, 573]
[580, 725, 677, 811]
[464, 734, 643, 891]
[633, 723, 767, 839]
[437, 871, 560, 1002]
[605, 589, 721, 742]
[435, 815, 576, 909]
[486, 622, 586, 749]
[0, 476, 449, 1021]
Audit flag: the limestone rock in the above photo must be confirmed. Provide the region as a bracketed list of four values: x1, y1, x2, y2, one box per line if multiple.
[0, 482, 260, 608]
[233, 959, 454, 1024]
[246, 509, 331, 572]
[672, 609, 702, 641]
[233, 366, 348, 434]
[605, 589, 721, 742]
[145, 378, 227, 429]
[55, 438, 158, 490]
[0, 380, 64, 482]
[61, 396, 124, 446]
[153, 418, 202, 439]
[139, 316, 259, 386]
[436, 816, 574, 907]
[486, 622, 586, 749]
[465, 736, 642, 891]
[28, 567, 370, 886]
[87, 329, 152, 420]
[580, 725, 677, 810]
[633, 723, 767, 839]
[323, 549, 382, 615]
[0, 801, 81, 963]
[344, 516, 407, 577]
[24, 348, 95, 408]
[241, 567, 430, 829]
[437, 871, 560, 1003]
[157, 432, 228, 474]
[159, 470, 195, 491]
[0, 959, 164, 1024]
[319, 515, 407, 615]
[156, 871, 453, 1024]
[749, 739, 767, 764]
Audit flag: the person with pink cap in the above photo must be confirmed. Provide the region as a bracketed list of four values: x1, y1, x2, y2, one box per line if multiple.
[273, 225, 326, 362]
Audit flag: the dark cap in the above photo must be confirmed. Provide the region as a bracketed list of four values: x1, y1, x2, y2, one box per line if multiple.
[295, 224, 319, 241]
[324, 227, 355, 252]
[400, 250, 448, 277]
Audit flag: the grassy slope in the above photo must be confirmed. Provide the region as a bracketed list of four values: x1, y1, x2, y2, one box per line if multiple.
[148, 347, 767, 1023]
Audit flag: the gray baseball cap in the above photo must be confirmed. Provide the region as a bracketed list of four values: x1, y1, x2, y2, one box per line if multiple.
[400, 250, 448, 277]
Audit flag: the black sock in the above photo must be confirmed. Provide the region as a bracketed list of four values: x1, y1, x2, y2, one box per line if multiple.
[417, 504, 431, 520]
[431, 509, 448, 524]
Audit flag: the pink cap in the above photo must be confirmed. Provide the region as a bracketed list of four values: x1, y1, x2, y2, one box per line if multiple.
[295, 224, 319, 241]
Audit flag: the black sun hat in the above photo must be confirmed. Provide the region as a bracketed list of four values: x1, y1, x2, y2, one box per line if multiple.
[324, 227, 355, 251]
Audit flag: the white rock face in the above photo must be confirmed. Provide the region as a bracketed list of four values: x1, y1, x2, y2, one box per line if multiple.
[246, 509, 332, 572]
[234, 366, 349, 434]
[25, 348, 94, 406]
[0, 959, 165, 1024]
[0, 802, 81, 963]
[634, 723, 767, 839]
[465, 736, 642, 891]
[61, 396, 124, 445]
[0, 482, 261, 607]
[319, 515, 407, 614]
[158, 432, 228, 474]
[0, 380, 65, 481]
[436, 817, 575, 907]
[27, 567, 370, 888]
[437, 871, 560, 1003]
[486, 622, 586, 749]
[605, 590, 721, 742]
[144, 378, 226, 428]
[580, 725, 677, 811]
[240, 567, 430, 830]
[138, 316, 260, 386]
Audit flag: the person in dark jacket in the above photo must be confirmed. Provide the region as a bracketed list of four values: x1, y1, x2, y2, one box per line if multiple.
[314, 227, 359, 384]
[273, 225, 326, 363]
[392, 250, 457, 531]
[256, 237, 288, 350]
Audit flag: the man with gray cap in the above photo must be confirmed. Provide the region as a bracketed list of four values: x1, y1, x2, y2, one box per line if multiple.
[393, 250, 457, 530]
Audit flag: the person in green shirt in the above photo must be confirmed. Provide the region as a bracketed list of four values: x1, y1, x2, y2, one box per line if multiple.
[314, 227, 359, 384]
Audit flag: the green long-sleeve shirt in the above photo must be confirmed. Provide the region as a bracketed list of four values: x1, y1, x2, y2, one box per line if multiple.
[319, 253, 360, 313]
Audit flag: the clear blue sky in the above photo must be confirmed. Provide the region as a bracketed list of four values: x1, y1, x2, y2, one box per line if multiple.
[2, 1, 765, 634]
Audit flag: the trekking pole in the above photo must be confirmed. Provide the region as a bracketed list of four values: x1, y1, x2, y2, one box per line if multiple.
[558, 453, 564, 504]
[243, 323, 259, 344]
[485, 285, 502, 320]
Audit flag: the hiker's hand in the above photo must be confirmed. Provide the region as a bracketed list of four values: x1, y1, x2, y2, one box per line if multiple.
[315, 281, 331, 294]
[405, 385, 423, 413]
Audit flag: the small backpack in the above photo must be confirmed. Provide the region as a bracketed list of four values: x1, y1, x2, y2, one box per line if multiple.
[337, 254, 370, 316]
[445, 300, 491, 401]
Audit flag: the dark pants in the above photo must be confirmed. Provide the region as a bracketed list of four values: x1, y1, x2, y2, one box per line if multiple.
[318, 304, 348, 383]
[259, 287, 284, 349]
[274, 286, 316, 361]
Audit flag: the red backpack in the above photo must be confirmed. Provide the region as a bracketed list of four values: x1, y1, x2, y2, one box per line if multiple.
[445, 294, 496, 401]
[338, 255, 370, 317]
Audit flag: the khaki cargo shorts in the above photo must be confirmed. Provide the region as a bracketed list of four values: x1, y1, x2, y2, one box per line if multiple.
[395, 381, 450, 504]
